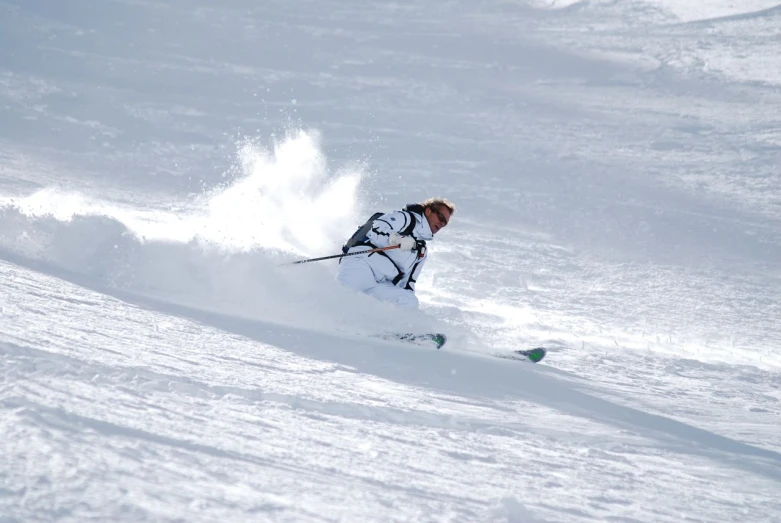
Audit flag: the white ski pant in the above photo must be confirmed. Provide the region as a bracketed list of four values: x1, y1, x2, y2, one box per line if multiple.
[337, 256, 419, 309]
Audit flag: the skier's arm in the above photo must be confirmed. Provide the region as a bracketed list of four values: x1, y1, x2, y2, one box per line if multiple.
[366, 210, 412, 248]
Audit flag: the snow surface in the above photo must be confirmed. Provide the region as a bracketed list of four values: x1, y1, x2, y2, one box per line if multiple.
[2, 0, 781, 521]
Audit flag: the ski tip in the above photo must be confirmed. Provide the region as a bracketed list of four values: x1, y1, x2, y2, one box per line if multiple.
[513, 347, 546, 363]
[382, 332, 448, 349]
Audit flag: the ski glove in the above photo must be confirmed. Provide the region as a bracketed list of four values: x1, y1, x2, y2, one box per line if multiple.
[389, 232, 417, 251]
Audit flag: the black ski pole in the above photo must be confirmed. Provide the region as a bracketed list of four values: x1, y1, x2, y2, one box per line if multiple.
[282, 245, 400, 266]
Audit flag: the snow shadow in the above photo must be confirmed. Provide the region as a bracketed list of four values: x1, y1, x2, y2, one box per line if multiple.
[3, 250, 779, 485]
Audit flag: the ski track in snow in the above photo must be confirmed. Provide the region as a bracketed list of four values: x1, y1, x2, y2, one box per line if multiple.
[2, 0, 781, 521]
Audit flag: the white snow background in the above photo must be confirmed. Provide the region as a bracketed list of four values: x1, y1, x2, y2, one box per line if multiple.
[2, 0, 781, 521]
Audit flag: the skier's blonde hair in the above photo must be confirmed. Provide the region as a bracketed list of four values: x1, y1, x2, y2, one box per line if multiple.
[420, 197, 455, 215]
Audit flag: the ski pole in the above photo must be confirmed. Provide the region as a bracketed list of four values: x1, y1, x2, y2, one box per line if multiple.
[283, 245, 400, 266]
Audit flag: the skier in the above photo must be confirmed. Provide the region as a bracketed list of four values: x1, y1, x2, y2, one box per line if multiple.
[337, 197, 455, 309]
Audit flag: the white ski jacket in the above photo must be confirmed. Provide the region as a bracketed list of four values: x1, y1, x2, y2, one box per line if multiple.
[347, 205, 433, 291]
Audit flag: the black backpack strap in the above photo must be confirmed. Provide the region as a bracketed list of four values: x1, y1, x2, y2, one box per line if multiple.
[400, 203, 424, 237]
[357, 240, 405, 284]
[400, 212, 416, 237]
[404, 244, 427, 290]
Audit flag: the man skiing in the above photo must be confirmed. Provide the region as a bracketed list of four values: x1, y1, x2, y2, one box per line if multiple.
[337, 197, 455, 309]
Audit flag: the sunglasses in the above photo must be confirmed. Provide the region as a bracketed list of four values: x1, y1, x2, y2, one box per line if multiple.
[432, 207, 449, 227]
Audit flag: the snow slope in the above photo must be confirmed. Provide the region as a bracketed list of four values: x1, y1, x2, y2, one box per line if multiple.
[2, 0, 780, 521]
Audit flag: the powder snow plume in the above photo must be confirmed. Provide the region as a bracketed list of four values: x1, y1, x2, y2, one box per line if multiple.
[191, 129, 365, 255]
[0, 129, 420, 329]
[0, 129, 365, 262]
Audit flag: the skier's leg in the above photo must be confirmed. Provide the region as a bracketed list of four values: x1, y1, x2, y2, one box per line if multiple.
[336, 257, 379, 292]
[365, 284, 420, 309]
[337, 257, 419, 309]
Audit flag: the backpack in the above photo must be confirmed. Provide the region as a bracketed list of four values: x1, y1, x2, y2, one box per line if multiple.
[342, 212, 385, 254]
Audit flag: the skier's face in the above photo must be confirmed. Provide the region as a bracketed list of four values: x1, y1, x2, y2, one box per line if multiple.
[425, 206, 451, 234]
